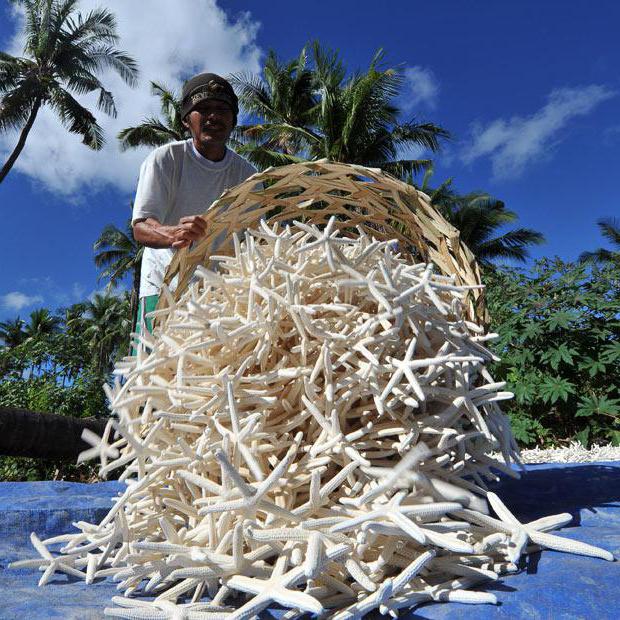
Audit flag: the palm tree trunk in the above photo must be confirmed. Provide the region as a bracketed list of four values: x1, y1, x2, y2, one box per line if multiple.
[0, 99, 41, 184]
[0, 407, 107, 459]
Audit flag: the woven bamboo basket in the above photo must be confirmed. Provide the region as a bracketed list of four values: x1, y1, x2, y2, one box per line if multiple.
[160, 160, 487, 324]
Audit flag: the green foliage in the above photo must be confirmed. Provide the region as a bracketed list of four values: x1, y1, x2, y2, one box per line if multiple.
[0, 293, 132, 480]
[117, 81, 186, 150]
[231, 43, 449, 174]
[93, 215, 142, 336]
[579, 217, 620, 268]
[0, 453, 97, 483]
[486, 258, 620, 447]
[418, 172, 545, 266]
[0, 0, 138, 182]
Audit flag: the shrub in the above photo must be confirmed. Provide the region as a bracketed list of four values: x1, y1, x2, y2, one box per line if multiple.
[485, 258, 620, 447]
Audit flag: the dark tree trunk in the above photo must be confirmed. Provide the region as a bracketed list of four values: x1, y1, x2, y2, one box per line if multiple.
[0, 407, 108, 459]
[0, 99, 41, 184]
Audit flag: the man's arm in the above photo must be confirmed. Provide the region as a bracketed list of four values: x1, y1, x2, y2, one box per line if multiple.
[133, 147, 209, 249]
[133, 216, 207, 249]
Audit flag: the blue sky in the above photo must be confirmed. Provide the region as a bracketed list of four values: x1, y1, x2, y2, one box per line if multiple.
[1, 0, 618, 321]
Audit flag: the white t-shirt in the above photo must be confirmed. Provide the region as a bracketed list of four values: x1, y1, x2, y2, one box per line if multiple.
[132, 140, 257, 298]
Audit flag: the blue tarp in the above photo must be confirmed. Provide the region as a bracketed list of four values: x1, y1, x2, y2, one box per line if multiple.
[1, 462, 619, 619]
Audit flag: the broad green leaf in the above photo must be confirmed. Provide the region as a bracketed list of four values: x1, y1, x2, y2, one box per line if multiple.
[601, 341, 620, 364]
[521, 321, 542, 341]
[576, 395, 620, 418]
[578, 356, 606, 378]
[539, 376, 576, 404]
[541, 344, 577, 371]
[512, 381, 536, 404]
[546, 310, 576, 330]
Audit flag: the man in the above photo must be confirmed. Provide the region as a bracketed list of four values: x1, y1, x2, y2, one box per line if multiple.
[131, 72, 257, 334]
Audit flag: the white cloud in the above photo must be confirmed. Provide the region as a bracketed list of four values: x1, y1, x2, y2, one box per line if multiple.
[88, 283, 128, 302]
[0, 0, 262, 198]
[401, 66, 439, 111]
[461, 85, 616, 179]
[1, 291, 44, 311]
[17, 277, 91, 308]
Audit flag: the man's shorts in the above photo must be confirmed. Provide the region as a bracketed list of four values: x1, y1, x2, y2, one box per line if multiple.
[131, 295, 158, 355]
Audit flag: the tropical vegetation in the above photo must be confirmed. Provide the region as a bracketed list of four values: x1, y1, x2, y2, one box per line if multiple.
[1, 23, 617, 484]
[0, 0, 138, 183]
[418, 172, 545, 266]
[579, 217, 620, 268]
[485, 258, 620, 447]
[231, 43, 449, 175]
[93, 216, 143, 330]
[117, 81, 186, 150]
[0, 294, 132, 480]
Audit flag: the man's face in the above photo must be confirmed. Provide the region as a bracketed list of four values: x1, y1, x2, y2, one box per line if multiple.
[184, 99, 235, 149]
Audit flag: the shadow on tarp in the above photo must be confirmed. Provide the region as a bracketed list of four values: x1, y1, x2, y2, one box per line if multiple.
[489, 462, 620, 526]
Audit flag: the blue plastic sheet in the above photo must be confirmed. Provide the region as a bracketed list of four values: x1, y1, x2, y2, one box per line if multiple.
[1, 462, 619, 619]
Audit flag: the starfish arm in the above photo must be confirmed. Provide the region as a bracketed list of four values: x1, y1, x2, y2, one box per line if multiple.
[103, 608, 168, 619]
[271, 585, 324, 613]
[345, 557, 377, 592]
[433, 587, 498, 605]
[421, 527, 474, 554]
[330, 509, 383, 533]
[226, 575, 265, 595]
[388, 510, 427, 544]
[507, 528, 528, 563]
[228, 595, 270, 620]
[527, 529, 614, 561]
[525, 513, 573, 532]
[403, 366, 426, 402]
[214, 450, 255, 498]
[255, 437, 300, 499]
[486, 492, 522, 527]
[198, 497, 249, 515]
[30, 532, 54, 561]
[304, 531, 324, 579]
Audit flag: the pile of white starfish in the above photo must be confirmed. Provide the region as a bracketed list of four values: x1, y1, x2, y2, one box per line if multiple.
[12, 218, 614, 619]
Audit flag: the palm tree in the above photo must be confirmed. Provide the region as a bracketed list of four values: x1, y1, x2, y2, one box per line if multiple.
[230, 47, 317, 167]
[0, 0, 138, 183]
[117, 81, 186, 150]
[93, 216, 143, 335]
[579, 218, 620, 267]
[232, 43, 449, 175]
[0, 406, 107, 460]
[83, 293, 131, 375]
[420, 173, 545, 266]
[24, 308, 61, 339]
[0, 316, 26, 348]
[20, 308, 61, 376]
[62, 300, 88, 330]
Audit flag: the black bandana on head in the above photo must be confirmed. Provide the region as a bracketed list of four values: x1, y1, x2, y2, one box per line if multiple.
[181, 72, 238, 122]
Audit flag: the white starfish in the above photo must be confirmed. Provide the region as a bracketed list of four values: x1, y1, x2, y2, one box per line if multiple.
[198, 440, 301, 522]
[333, 550, 436, 619]
[13, 217, 615, 617]
[293, 216, 356, 272]
[486, 492, 614, 562]
[226, 543, 349, 620]
[331, 491, 427, 544]
[78, 425, 120, 465]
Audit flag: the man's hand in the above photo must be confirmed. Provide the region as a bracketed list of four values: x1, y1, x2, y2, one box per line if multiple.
[133, 216, 207, 250]
[170, 215, 208, 249]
